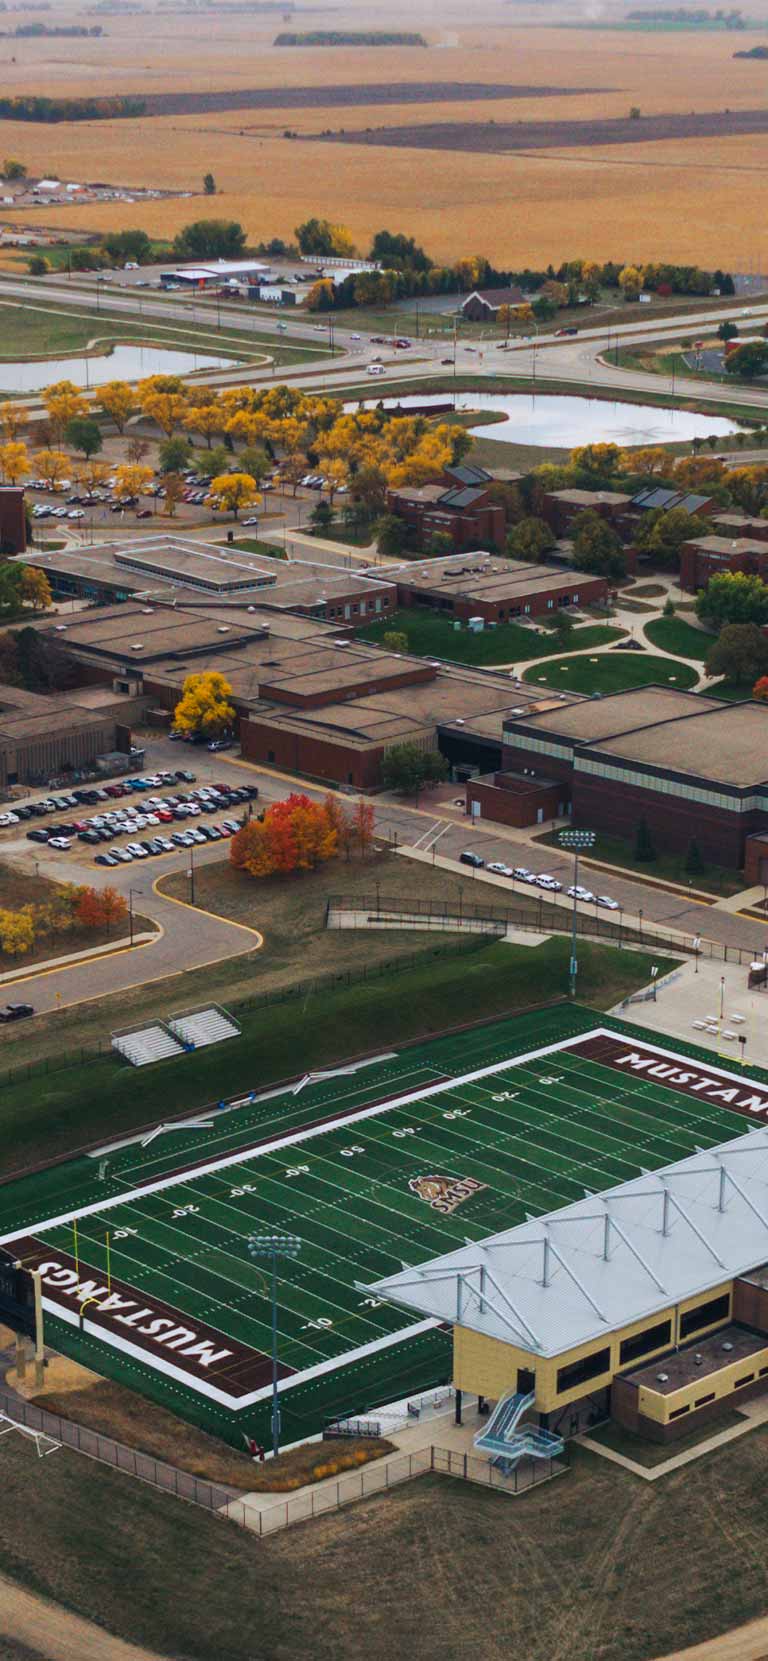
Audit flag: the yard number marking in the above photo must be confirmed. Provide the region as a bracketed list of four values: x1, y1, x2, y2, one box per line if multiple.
[442, 1109, 470, 1121]
[492, 1091, 519, 1103]
[113, 1227, 138, 1240]
[340, 1145, 365, 1159]
[172, 1204, 199, 1219]
[229, 1184, 257, 1197]
[285, 1165, 310, 1178]
[392, 1127, 415, 1139]
[302, 1317, 334, 1330]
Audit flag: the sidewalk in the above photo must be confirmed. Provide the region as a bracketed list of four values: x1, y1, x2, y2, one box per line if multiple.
[579, 1391, 768, 1484]
[610, 955, 768, 1068]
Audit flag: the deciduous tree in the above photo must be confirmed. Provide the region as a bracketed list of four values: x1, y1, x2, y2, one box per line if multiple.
[705, 622, 768, 685]
[173, 670, 235, 737]
[0, 905, 35, 955]
[20, 566, 51, 610]
[0, 441, 28, 484]
[205, 472, 260, 519]
[112, 463, 153, 503]
[506, 515, 553, 562]
[0, 403, 29, 442]
[65, 415, 102, 459]
[697, 570, 768, 629]
[33, 448, 69, 489]
[43, 380, 88, 442]
[96, 380, 135, 434]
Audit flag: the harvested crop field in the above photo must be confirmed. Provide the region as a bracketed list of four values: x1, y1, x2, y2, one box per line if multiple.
[3, 21, 768, 267]
[131, 80, 609, 116]
[317, 106, 768, 152]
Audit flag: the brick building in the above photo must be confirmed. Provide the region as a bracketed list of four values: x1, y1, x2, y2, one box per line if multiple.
[386, 472, 506, 555]
[541, 488, 635, 539]
[499, 688, 768, 868]
[460, 287, 525, 322]
[679, 525, 768, 594]
[384, 550, 608, 623]
[0, 488, 26, 556]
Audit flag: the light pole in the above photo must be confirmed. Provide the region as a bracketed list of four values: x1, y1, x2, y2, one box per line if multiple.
[558, 828, 596, 999]
[248, 1233, 301, 1458]
[128, 886, 142, 947]
[187, 842, 196, 905]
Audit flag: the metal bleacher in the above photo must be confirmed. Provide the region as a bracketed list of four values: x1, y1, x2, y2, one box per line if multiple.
[474, 1389, 565, 1472]
[167, 1006, 241, 1052]
[111, 1024, 185, 1068]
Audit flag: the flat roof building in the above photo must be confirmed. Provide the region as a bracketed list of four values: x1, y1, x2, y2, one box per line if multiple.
[381, 550, 608, 623]
[499, 687, 768, 867]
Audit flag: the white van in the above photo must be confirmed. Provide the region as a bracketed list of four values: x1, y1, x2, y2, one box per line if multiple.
[367, 364, 385, 376]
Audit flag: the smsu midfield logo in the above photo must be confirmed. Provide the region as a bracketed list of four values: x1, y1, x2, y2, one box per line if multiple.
[408, 1174, 486, 1215]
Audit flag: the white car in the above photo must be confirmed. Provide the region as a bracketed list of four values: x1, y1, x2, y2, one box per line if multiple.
[367, 364, 385, 376]
[513, 867, 537, 884]
[48, 836, 72, 850]
[487, 862, 514, 878]
[0, 812, 19, 827]
[125, 843, 149, 858]
[536, 875, 562, 892]
[596, 895, 620, 910]
[567, 885, 595, 903]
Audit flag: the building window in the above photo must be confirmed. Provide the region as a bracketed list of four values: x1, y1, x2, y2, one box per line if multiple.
[669, 1404, 691, 1420]
[547, 599, 554, 609]
[695, 1392, 716, 1407]
[735, 1373, 755, 1388]
[619, 1319, 672, 1367]
[556, 1346, 610, 1394]
[679, 1294, 730, 1339]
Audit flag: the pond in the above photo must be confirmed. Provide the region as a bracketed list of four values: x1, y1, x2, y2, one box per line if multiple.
[0, 342, 240, 394]
[349, 391, 745, 448]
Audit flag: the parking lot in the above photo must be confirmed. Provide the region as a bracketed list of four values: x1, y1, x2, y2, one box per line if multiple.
[2, 768, 258, 868]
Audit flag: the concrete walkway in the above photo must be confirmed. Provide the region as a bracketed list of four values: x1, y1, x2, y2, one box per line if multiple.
[610, 955, 768, 1067]
[579, 1391, 768, 1484]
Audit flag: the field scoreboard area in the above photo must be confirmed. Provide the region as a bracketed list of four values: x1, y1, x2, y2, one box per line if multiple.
[2, 1004, 767, 1449]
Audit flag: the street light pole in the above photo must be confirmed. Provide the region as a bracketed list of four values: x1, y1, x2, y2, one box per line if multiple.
[558, 828, 596, 999]
[248, 1233, 301, 1458]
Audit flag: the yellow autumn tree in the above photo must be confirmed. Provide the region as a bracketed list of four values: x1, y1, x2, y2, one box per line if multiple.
[33, 448, 70, 489]
[43, 380, 89, 442]
[205, 473, 260, 519]
[0, 441, 28, 484]
[173, 670, 235, 737]
[75, 458, 111, 494]
[20, 567, 52, 610]
[183, 395, 223, 448]
[96, 380, 135, 434]
[618, 265, 644, 300]
[138, 376, 187, 437]
[113, 463, 154, 503]
[0, 906, 35, 956]
[0, 402, 29, 441]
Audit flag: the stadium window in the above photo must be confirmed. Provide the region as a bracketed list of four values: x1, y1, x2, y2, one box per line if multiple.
[734, 1373, 755, 1388]
[669, 1404, 690, 1420]
[619, 1320, 672, 1367]
[556, 1346, 610, 1395]
[679, 1294, 730, 1339]
[759, 1365, 768, 1377]
[694, 1393, 716, 1407]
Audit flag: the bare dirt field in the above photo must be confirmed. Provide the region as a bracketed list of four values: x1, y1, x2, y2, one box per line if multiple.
[134, 79, 608, 115]
[317, 106, 768, 152]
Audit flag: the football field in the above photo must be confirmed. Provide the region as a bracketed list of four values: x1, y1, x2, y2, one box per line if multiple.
[3, 1003, 767, 1449]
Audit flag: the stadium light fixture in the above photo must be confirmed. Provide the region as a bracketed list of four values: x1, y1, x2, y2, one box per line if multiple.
[558, 829, 596, 999]
[248, 1233, 302, 1458]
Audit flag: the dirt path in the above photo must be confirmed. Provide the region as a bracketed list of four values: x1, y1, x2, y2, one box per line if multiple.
[0, 1573, 171, 1661]
[656, 1616, 768, 1661]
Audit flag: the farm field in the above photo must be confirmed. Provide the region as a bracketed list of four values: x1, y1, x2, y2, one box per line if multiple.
[2, 24, 768, 266]
[4, 1004, 759, 1453]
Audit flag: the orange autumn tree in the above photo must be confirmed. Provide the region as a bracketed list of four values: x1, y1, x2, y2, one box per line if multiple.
[230, 794, 338, 879]
[75, 885, 128, 937]
[754, 676, 768, 702]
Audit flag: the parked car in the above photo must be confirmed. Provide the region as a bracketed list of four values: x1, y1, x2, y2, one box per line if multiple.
[48, 837, 72, 850]
[0, 1002, 34, 1022]
[487, 862, 514, 878]
[596, 895, 620, 910]
[567, 885, 595, 903]
[459, 851, 484, 869]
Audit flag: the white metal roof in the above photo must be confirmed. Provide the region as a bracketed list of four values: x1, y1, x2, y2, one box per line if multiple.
[369, 1124, 768, 1358]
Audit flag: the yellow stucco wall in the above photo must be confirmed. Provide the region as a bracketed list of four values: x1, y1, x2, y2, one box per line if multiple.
[638, 1341, 768, 1424]
[453, 1282, 736, 1412]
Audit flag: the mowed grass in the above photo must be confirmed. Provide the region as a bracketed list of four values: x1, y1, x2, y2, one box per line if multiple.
[0, 936, 672, 1180]
[5, 1426, 768, 1661]
[0, 298, 325, 371]
[357, 607, 625, 666]
[523, 650, 699, 694]
[644, 615, 713, 660]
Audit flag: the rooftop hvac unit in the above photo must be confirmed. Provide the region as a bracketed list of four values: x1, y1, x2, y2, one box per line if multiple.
[656, 1373, 669, 1383]
[722, 1341, 734, 1352]
[131, 643, 144, 650]
[217, 626, 230, 634]
[694, 1354, 703, 1366]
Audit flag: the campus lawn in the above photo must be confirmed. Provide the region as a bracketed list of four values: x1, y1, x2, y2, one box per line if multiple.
[523, 650, 699, 694]
[230, 537, 286, 559]
[644, 615, 713, 660]
[358, 608, 625, 667]
[0, 936, 672, 1178]
[5, 1427, 768, 1661]
[536, 825, 744, 896]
